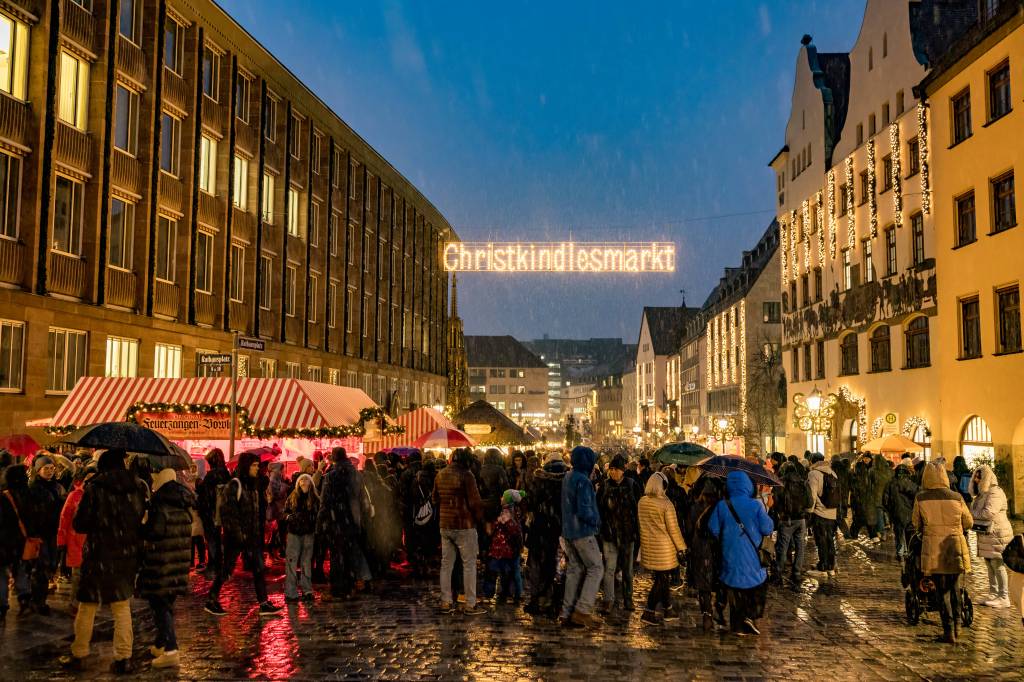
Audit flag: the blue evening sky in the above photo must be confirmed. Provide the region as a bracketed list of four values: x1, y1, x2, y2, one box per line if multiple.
[218, 0, 866, 342]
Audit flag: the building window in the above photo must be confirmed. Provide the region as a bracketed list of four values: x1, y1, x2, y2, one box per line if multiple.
[47, 328, 87, 393]
[347, 224, 355, 264]
[842, 249, 852, 291]
[53, 176, 83, 255]
[230, 243, 244, 303]
[346, 287, 354, 332]
[997, 286, 1021, 354]
[762, 301, 780, 323]
[840, 333, 858, 375]
[113, 84, 139, 154]
[896, 90, 905, 116]
[856, 123, 863, 146]
[264, 96, 277, 142]
[905, 316, 931, 368]
[907, 138, 920, 176]
[882, 102, 890, 127]
[952, 88, 972, 144]
[261, 173, 274, 223]
[885, 226, 897, 275]
[788, 281, 797, 312]
[235, 74, 250, 123]
[862, 239, 875, 283]
[232, 155, 248, 209]
[329, 212, 339, 257]
[309, 273, 319, 323]
[0, 12, 27, 98]
[960, 415, 994, 466]
[840, 183, 849, 214]
[813, 268, 822, 302]
[258, 357, 276, 378]
[284, 264, 296, 317]
[153, 343, 181, 378]
[108, 197, 134, 270]
[259, 255, 272, 310]
[160, 113, 181, 175]
[870, 325, 891, 372]
[201, 44, 220, 101]
[815, 339, 825, 379]
[58, 51, 89, 129]
[881, 155, 893, 191]
[310, 201, 320, 247]
[991, 172, 1016, 233]
[104, 336, 138, 378]
[163, 19, 183, 74]
[311, 133, 322, 175]
[0, 319, 24, 391]
[287, 188, 301, 237]
[800, 274, 809, 308]
[155, 216, 176, 282]
[960, 296, 981, 359]
[289, 113, 303, 159]
[869, 113, 876, 136]
[859, 170, 869, 204]
[911, 213, 925, 265]
[802, 344, 811, 382]
[328, 280, 337, 328]
[988, 61, 1011, 121]
[195, 231, 213, 294]
[307, 366, 322, 383]
[956, 191, 976, 246]
[199, 135, 217, 195]
[285, 362, 300, 379]
[0, 153, 18, 240]
[982, 0, 1003, 21]
[790, 348, 799, 381]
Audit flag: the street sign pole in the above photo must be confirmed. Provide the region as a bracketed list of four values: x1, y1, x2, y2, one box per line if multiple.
[229, 332, 238, 463]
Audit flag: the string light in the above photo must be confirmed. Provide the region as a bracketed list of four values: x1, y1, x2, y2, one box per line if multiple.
[866, 139, 878, 239]
[871, 417, 884, 440]
[780, 217, 788, 282]
[712, 316, 720, 387]
[801, 199, 811, 272]
[790, 209, 798, 282]
[918, 102, 931, 215]
[730, 306, 738, 384]
[816, 191, 825, 266]
[827, 169, 837, 259]
[890, 121, 903, 227]
[845, 157, 856, 250]
[902, 416, 929, 438]
[837, 385, 867, 448]
[706, 315, 714, 390]
[739, 300, 747, 429]
[443, 241, 676, 273]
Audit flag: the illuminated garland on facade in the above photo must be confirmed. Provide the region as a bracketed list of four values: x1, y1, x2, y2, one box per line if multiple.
[706, 318, 714, 390]
[837, 385, 867, 448]
[815, 191, 824, 266]
[730, 307, 738, 384]
[866, 139, 878, 239]
[845, 157, 856, 250]
[871, 417, 884, 440]
[801, 199, 811, 272]
[712, 316, 720, 387]
[739, 300, 747, 429]
[890, 121, 903, 227]
[780, 217, 788, 283]
[918, 102, 931, 215]
[790, 209, 798, 282]
[827, 169, 837, 259]
[902, 416, 929, 438]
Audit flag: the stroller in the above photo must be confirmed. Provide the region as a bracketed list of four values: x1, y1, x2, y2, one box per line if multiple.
[901, 531, 973, 627]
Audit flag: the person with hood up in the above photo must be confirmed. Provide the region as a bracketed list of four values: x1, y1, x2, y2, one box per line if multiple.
[266, 463, 291, 558]
[637, 471, 686, 625]
[363, 460, 401, 577]
[0, 464, 32, 621]
[969, 464, 1014, 608]
[771, 461, 813, 585]
[197, 448, 230, 577]
[559, 445, 604, 629]
[432, 447, 485, 614]
[57, 464, 96, 611]
[59, 449, 147, 674]
[953, 456, 973, 506]
[830, 456, 852, 540]
[479, 449, 510, 523]
[684, 474, 725, 631]
[138, 467, 196, 669]
[407, 459, 439, 578]
[882, 462, 919, 560]
[912, 460, 973, 643]
[284, 473, 320, 603]
[482, 489, 525, 604]
[806, 453, 840, 579]
[27, 454, 65, 614]
[596, 454, 641, 615]
[524, 451, 569, 617]
[317, 447, 367, 599]
[870, 454, 894, 540]
[708, 470, 774, 636]
[204, 450, 282, 617]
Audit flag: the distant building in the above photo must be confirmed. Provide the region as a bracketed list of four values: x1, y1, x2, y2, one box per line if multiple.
[445, 274, 469, 416]
[560, 380, 595, 422]
[524, 337, 636, 382]
[621, 363, 638, 435]
[592, 374, 624, 445]
[465, 335, 548, 424]
[635, 306, 699, 436]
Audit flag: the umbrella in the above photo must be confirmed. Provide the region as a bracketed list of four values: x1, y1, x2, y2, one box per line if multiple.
[652, 441, 716, 467]
[226, 447, 280, 471]
[697, 455, 782, 487]
[142, 442, 192, 471]
[861, 433, 924, 455]
[0, 433, 41, 458]
[412, 427, 475, 450]
[386, 447, 421, 459]
[60, 422, 177, 457]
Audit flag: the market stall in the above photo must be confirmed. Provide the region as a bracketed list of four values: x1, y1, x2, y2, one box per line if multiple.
[452, 400, 537, 449]
[363, 406, 458, 452]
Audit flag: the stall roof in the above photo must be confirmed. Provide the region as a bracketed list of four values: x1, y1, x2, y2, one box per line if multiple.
[365, 406, 456, 451]
[49, 377, 379, 430]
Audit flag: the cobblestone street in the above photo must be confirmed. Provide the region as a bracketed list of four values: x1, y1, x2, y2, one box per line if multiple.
[1, 535, 1021, 681]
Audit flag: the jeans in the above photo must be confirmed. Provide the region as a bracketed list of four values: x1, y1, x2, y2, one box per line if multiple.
[482, 557, 521, 599]
[645, 569, 672, 612]
[285, 533, 314, 599]
[560, 535, 604, 618]
[811, 516, 837, 571]
[986, 557, 1009, 599]
[440, 528, 478, 607]
[148, 596, 178, 652]
[209, 538, 268, 604]
[72, 600, 133, 660]
[874, 507, 887, 537]
[893, 522, 909, 558]
[775, 518, 806, 578]
[600, 540, 634, 606]
[29, 538, 57, 606]
[203, 521, 221, 571]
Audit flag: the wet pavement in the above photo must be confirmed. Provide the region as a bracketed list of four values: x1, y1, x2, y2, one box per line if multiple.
[1, 535, 1022, 681]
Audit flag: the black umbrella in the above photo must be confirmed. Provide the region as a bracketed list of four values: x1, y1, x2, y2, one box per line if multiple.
[697, 455, 782, 487]
[652, 441, 716, 467]
[61, 422, 178, 457]
[145, 442, 193, 471]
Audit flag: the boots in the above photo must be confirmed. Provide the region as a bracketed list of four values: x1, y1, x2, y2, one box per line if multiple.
[937, 623, 956, 644]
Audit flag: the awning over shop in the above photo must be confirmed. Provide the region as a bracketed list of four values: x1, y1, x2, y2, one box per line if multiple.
[365, 406, 456, 451]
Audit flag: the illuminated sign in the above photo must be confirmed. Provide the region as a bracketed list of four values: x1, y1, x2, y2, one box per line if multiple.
[133, 410, 239, 440]
[443, 242, 676, 273]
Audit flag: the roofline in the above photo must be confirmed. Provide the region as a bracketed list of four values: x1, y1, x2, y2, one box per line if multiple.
[767, 144, 790, 167]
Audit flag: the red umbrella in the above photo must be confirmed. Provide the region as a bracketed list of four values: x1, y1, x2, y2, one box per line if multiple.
[412, 427, 475, 450]
[0, 433, 42, 458]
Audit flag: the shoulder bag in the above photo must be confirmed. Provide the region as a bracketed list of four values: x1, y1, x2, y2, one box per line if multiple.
[1002, 533, 1024, 574]
[3, 491, 42, 561]
[725, 498, 774, 568]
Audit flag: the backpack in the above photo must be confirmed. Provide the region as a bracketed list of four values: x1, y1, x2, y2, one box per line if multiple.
[777, 479, 813, 518]
[820, 472, 841, 509]
[213, 478, 241, 528]
[413, 485, 433, 526]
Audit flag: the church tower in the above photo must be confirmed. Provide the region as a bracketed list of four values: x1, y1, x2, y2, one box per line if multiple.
[445, 273, 470, 416]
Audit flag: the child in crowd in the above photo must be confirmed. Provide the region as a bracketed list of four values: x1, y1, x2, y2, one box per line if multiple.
[483, 489, 525, 604]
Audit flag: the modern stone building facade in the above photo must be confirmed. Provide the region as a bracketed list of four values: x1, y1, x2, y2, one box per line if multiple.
[465, 335, 548, 424]
[0, 0, 452, 434]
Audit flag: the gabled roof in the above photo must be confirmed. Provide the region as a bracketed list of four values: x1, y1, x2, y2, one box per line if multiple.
[453, 400, 536, 446]
[801, 35, 851, 170]
[910, 0, 983, 70]
[701, 220, 780, 315]
[465, 336, 548, 369]
[642, 307, 698, 356]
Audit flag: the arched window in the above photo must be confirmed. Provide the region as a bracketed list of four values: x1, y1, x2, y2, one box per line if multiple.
[960, 415, 994, 466]
[905, 316, 931, 368]
[840, 333, 859, 375]
[848, 419, 860, 454]
[912, 424, 932, 461]
[870, 325, 891, 372]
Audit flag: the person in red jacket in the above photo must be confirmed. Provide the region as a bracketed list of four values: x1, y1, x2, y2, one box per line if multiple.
[57, 465, 95, 611]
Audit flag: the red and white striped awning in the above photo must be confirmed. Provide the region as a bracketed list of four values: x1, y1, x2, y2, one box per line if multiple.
[49, 377, 379, 431]
[365, 406, 455, 451]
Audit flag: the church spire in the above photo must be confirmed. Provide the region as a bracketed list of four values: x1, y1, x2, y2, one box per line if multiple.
[450, 272, 459, 318]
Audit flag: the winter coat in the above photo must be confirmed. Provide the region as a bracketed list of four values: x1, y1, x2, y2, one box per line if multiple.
[479, 451, 509, 521]
[197, 466, 231, 522]
[488, 507, 523, 560]
[807, 461, 838, 520]
[398, 460, 422, 525]
[364, 471, 401, 561]
[882, 465, 919, 527]
[684, 478, 722, 593]
[284, 487, 320, 537]
[318, 460, 366, 537]
[969, 465, 1013, 559]
[29, 476, 65, 540]
[0, 466, 29, 565]
[597, 476, 641, 547]
[773, 463, 814, 522]
[266, 472, 291, 522]
[57, 483, 87, 568]
[638, 493, 686, 571]
[709, 471, 774, 589]
[831, 457, 852, 508]
[561, 447, 600, 541]
[73, 469, 148, 603]
[912, 462, 973, 575]
[526, 461, 567, 549]
[869, 455, 894, 506]
[138, 479, 196, 599]
[431, 461, 483, 530]
[219, 475, 262, 546]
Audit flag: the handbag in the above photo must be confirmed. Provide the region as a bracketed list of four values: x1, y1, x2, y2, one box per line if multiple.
[1002, 534, 1024, 574]
[725, 498, 775, 568]
[3, 491, 42, 561]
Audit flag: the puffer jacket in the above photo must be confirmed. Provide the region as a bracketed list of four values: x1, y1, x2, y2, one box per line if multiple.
[969, 465, 1013, 559]
[284, 478, 320, 536]
[561, 447, 600, 541]
[882, 464, 919, 527]
[57, 483, 87, 568]
[138, 476, 196, 599]
[709, 471, 773, 589]
[431, 461, 482, 530]
[638, 491, 685, 571]
[912, 462, 973, 575]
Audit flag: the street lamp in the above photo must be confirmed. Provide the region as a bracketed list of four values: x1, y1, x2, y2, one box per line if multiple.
[793, 387, 838, 452]
[711, 416, 736, 454]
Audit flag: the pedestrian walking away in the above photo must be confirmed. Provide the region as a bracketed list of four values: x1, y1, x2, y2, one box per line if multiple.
[637, 471, 686, 625]
[969, 464, 1014, 609]
[432, 447, 485, 615]
[807, 453, 841, 579]
[559, 446, 604, 629]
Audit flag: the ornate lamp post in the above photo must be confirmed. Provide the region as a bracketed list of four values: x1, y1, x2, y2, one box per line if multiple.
[793, 387, 838, 452]
[711, 416, 736, 454]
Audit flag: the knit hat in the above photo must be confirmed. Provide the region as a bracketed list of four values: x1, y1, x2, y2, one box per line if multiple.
[608, 454, 627, 471]
[501, 489, 524, 506]
[32, 454, 54, 471]
[151, 467, 177, 492]
[544, 451, 564, 466]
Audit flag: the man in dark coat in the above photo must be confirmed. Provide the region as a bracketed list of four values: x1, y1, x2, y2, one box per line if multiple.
[204, 451, 282, 617]
[59, 449, 147, 674]
[0, 464, 31, 621]
[28, 454, 65, 614]
[524, 453, 568, 617]
[596, 454, 641, 614]
[139, 468, 196, 669]
[882, 463, 919, 559]
[849, 454, 878, 541]
[317, 447, 367, 598]
[196, 448, 230, 577]
[479, 448, 509, 522]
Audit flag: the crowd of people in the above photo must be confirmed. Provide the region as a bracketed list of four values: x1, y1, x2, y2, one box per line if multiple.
[0, 443, 1022, 673]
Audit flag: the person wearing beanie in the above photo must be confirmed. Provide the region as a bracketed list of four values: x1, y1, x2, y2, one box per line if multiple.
[482, 489, 525, 604]
[283, 474, 320, 603]
[596, 454, 641, 615]
[197, 448, 231, 578]
[26, 452, 63, 615]
[559, 446, 604, 628]
[1, 464, 33, 621]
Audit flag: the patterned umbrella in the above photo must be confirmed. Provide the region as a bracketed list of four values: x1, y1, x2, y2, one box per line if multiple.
[412, 427, 476, 450]
[697, 455, 782, 487]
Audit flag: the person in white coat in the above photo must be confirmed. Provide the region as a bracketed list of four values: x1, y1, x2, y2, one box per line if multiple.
[969, 464, 1014, 608]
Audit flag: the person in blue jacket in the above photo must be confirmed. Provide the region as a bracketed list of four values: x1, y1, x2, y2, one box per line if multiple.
[709, 470, 774, 636]
[559, 446, 604, 628]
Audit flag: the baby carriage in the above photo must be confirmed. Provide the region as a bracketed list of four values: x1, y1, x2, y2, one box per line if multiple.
[901, 531, 973, 626]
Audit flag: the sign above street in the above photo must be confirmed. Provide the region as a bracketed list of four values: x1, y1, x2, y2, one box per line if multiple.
[197, 353, 232, 366]
[237, 336, 265, 352]
[443, 242, 676, 273]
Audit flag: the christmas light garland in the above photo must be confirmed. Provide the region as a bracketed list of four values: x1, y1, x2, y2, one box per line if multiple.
[790, 209, 798, 282]
[837, 385, 867, 448]
[816, 191, 825, 267]
[890, 121, 903, 227]
[780, 217, 788, 283]
[739, 300, 747, 429]
[845, 157, 856, 250]
[901, 416, 929, 439]
[827, 169, 837, 259]
[706, 316, 714, 390]
[866, 139, 878, 239]
[730, 306, 738, 384]
[917, 102, 931, 215]
[801, 199, 811, 273]
[870, 417, 884, 440]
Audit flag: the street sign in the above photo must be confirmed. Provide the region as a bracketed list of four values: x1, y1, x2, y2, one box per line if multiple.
[237, 336, 265, 352]
[198, 353, 232, 366]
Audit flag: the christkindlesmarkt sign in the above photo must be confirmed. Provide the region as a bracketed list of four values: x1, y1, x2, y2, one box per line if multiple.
[443, 242, 676, 273]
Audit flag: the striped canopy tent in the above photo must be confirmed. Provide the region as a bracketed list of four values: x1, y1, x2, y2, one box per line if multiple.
[47, 376, 385, 436]
[364, 406, 456, 451]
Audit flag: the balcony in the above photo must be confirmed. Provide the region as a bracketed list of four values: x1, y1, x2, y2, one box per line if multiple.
[197, 191, 224, 228]
[264, 143, 281, 173]
[291, 158, 307, 189]
[235, 122, 255, 156]
[54, 122, 91, 174]
[48, 251, 86, 298]
[0, 237, 23, 285]
[158, 173, 183, 214]
[231, 207, 255, 243]
[195, 290, 216, 326]
[201, 98, 224, 136]
[115, 36, 147, 88]
[162, 67, 191, 115]
[0, 92, 30, 151]
[153, 279, 179, 319]
[105, 267, 136, 309]
[60, 0, 95, 55]
[229, 299, 250, 332]
[111, 150, 141, 195]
